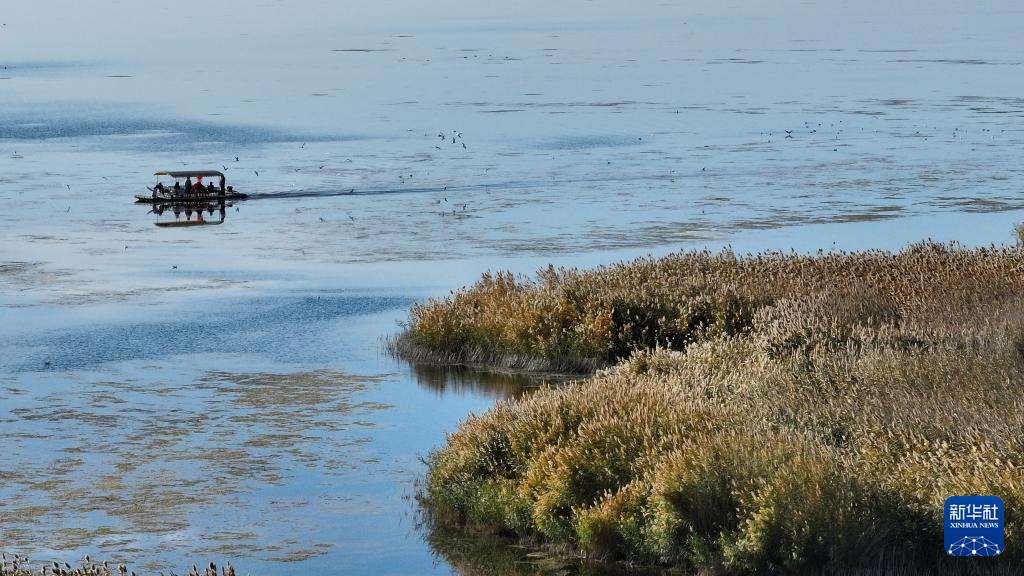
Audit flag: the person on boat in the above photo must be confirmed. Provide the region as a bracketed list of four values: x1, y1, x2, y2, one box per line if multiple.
[184, 177, 192, 195]
[173, 181, 183, 197]
[206, 182, 216, 195]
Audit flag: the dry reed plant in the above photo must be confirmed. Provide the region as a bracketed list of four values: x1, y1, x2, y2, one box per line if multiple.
[420, 242, 1024, 573]
[0, 555, 235, 576]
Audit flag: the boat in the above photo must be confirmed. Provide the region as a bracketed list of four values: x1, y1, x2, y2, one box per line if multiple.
[135, 170, 248, 203]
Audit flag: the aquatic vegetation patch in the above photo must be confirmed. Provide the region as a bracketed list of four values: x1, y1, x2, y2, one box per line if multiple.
[0, 369, 389, 564]
[421, 242, 1024, 572]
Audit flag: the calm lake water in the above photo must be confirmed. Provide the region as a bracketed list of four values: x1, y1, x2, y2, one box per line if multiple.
[3, 0, 1024, 573]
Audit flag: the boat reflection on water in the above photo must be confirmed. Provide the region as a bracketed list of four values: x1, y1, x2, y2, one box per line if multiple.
[146, 198, 236, 228]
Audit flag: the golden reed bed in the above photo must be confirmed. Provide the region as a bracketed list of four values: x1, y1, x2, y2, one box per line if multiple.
[410, 241, 1024, 573]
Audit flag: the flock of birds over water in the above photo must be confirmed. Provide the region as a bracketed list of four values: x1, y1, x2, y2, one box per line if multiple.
[151, 128, 479, 219]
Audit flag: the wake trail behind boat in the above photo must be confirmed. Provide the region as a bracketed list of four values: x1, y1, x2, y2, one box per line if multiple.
[246, 181, 529, 200]
[245, 170, 703, 201]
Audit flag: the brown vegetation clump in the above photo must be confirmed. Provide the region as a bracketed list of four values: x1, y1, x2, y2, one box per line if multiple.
[421, 242, 1024, 573]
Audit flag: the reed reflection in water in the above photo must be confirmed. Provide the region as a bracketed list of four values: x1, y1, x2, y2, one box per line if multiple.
[407, 363, 564, 400]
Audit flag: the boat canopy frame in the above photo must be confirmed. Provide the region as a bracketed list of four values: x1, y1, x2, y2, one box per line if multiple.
[154, 170, 225, 179]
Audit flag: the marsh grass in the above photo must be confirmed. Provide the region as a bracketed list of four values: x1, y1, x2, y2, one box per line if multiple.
[400, 242, 1024, 371]
[420, 242, 1024, 573]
